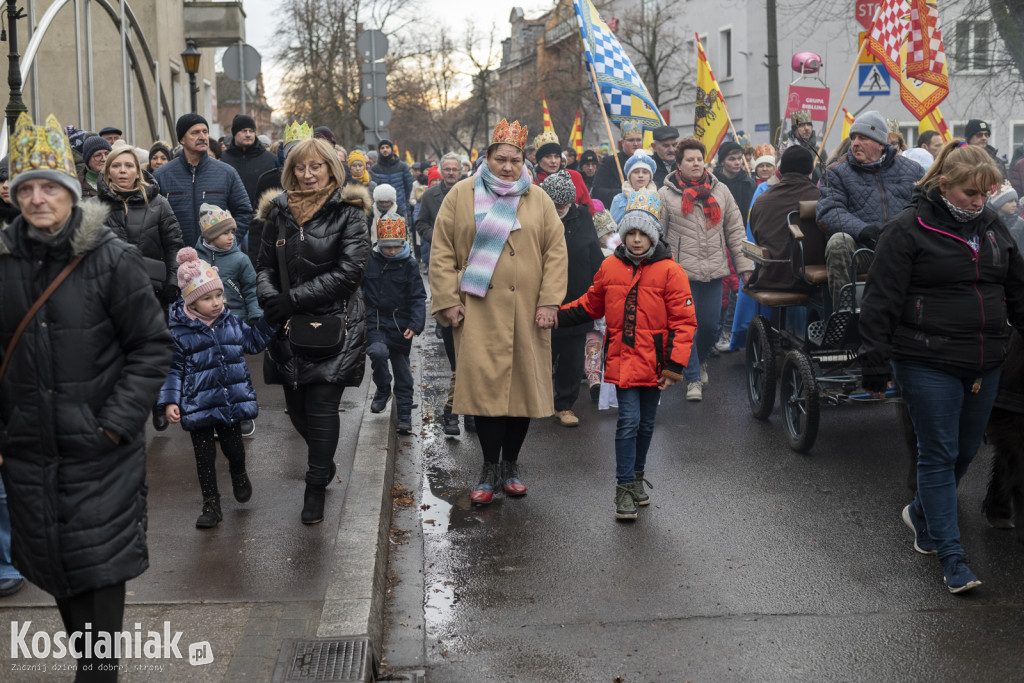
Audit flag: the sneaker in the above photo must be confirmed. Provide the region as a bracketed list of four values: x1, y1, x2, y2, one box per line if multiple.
[631, 471, 651, 506]
[470, 464, 500, 504]
[397, 418, 412, 435]
[442, 411, 461, 436]
[686, 381, 703, 402]
[902, 504, 936, 555]
[240, 419, 256, 437]
[985, 516, 1016, 529]
[231, 472, 253, 503]
[0, 577, 24, 597]
[714, 332, 733, 353]
[196, 497, 222, 529]
[501, 461, 527, 496]
[370, 391, 391, 413]
[556, 410, 580, 427]
[700, 363, 709, 385]
[615, 484, 638, 520]
[941, 554, 982, 594]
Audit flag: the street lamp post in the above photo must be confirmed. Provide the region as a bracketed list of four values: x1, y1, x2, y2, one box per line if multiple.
[181, 38, 201, 114]
[4, 0, 27, 135]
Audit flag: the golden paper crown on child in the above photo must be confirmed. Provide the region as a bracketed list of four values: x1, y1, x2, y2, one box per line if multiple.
[533, 131, 559, 149]
[283, 121, 313, 145]
[376, 214, 407, 245]
[9, 112, 77, 185]
[490, 119, 529, 150]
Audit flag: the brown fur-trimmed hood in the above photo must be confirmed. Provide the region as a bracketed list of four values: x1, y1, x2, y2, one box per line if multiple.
[256, 183, 371, 222]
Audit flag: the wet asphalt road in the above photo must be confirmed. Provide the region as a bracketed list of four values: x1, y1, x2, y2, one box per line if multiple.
[382, 322, 1024, 682]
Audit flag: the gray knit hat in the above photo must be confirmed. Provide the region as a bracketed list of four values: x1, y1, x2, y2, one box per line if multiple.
[617, 188, 663, 244]
[989, 183, 1018, 211]
[541, 170, 575, 206]
[849, 110, 888, 146]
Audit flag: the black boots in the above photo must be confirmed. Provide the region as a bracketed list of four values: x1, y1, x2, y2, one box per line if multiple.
[302, 485, 326, 524]
[196, 497, 222, 528]
[231, 472, 252, 503]
[442, 407, 461, 435]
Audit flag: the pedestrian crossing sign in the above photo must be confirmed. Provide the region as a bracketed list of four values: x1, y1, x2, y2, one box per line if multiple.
[858, 64, 891, 96]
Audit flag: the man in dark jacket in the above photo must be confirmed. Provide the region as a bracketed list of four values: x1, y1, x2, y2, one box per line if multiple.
[0, 113, 172, 675]
[154, 113, 252, 250]
[414, 152, 461, 263]
[816, 110, 925, 307]
[221, 113, 277, 207]
[713, 141, 757, 221]
[578, 149, 600, 193]
[779, 110, 825, 182]
[590, 119, 644, 207]
[747, 146, 825, 292]
[650, 125, 679, 188]
[541, 171, 604, 428]
[369, 139, 414, 218]
[965, 118, 1009, 181]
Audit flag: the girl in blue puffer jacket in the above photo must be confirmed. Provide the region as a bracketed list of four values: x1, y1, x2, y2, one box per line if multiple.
[158, 248, 276, 529]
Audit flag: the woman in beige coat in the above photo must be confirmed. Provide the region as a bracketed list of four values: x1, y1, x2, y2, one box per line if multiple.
[430, 119, 568, 504]
[659, 137, 754, 401]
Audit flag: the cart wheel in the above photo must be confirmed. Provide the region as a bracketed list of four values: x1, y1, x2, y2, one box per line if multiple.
[746, 315, 777, 419]
[780, 349, 820, 453]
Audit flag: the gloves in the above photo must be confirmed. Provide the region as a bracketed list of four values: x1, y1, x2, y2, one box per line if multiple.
[861, 372, 890, 394]
[858, 224, 883, 250]
[263, 294, 294, 325]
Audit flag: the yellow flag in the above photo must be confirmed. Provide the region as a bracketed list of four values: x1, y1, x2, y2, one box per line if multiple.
[841, 108, 856, 139]
[470, 146, 478, 163]
[542, 96, 555, 135]
[405, 150, 415, 166]
[918, 106, 952, 142]
[568, 110, 583, 157]
[694, 34, 730, 161]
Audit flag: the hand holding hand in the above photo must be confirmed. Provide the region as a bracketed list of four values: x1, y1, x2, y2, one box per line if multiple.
[263, 294, 294, 325]
[166, 404, 181, 424]
[535, 307, 556, 329]
[658, 375, 676, 390]
[442, 305, 466, 328]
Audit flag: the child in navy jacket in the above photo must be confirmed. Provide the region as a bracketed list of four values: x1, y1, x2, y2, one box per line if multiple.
[364, 215, 426, 434]
[158, 248, 275, 529]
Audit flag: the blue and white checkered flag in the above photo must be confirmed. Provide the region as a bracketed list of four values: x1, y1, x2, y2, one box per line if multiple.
[574, 0, 665, 131]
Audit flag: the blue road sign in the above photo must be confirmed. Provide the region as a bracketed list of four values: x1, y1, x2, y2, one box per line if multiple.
[858, 64, 891, 96]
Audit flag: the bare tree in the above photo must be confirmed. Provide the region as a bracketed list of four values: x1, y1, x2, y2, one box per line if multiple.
[611, 0, 695, 110]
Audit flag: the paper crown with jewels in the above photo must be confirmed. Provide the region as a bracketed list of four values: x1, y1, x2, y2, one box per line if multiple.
[283, 121, 313, 145]
[533, 131, 559, 149]
[490, 119, 529, 150]
[618, 119, 643, 136]
[624, 187, 662, 219]
[791, 110, 812, 126]
[376, 214, 407, 245]
[886, 118, 901, 134]
[8, 113, 79, 197]
[753, 144, 777, 168]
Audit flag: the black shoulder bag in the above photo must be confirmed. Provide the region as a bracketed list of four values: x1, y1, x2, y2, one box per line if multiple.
[275, 220, 345, 358]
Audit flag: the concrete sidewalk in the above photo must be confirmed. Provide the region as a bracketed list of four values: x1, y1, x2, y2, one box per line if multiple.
[0, 349, 407, 681]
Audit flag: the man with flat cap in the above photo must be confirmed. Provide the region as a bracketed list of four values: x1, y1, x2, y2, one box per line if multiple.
[650, 125, 679, 187]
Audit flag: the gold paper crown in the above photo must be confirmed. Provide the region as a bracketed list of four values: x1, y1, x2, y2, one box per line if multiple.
[886, 118, 901, 134]
[753, 144, 776, 160]
[9, 113, 76, 180]
[618, 119, 643, 136]
[376, 214, 407, 241]
[491, 119, 529, 150]
[283, 121, 313, 145]
[533, 131, 559, 148]
[623, 188, 663, 219]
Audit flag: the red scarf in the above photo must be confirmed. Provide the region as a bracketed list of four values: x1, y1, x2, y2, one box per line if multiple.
[669, 170, 721, 228]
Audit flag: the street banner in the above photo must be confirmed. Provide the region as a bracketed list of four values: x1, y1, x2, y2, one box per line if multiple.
[841, 108, 856, 139]
[543, 96, 555, 134]
[918, 106, 952, 142]
[785, 85, 831, 121]
[573, 0, 665, 131]
[693, 34, 730, 161]
[568, 110, 584, 157]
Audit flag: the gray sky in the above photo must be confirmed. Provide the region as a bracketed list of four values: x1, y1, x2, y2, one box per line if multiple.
[237, 0, 553, 108]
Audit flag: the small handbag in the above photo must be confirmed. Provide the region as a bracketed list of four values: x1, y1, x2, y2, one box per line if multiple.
[276, 221, 345, 359]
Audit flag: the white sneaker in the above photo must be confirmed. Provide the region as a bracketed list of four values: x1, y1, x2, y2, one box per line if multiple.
[700, 363, 709, 385]
[714, 334, 732, 353]
[686, 381, 703, 402]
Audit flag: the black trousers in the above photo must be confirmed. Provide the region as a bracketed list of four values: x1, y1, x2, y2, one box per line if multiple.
[55, 582, 126, 683]
[475, 416, 531, 464]
[551, 333, 587, 412]
[283, 383, 344, 486]
[190, 423, 247, 500]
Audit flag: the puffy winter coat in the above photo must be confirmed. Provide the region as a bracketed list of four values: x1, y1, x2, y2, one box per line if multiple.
[95, 174, 184, 296]
[0, 202, 172, 598]
[222, 141, 278, 206]
[659, 172, 754, 282]
[859, 186, 1024, 378]
[363, 246, 426, 351]
[558, 241, 696, 387]
[816, 147, 925, 240]
[158, 302, 275, 430]
[552, 204, 605, 338]
[154, 153, 252, 248]
[256, 183, 372, 387]
[369, 155, 414, 217]
[194, 237, 262, 322]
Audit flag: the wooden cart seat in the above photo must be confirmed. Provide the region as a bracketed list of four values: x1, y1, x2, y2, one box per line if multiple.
[798, 265, 828, 284]
[741, 287, 809, 307]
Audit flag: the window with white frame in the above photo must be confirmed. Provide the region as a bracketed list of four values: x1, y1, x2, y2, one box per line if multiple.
[899, 125, 917, 148]
[1012, 123, 1024, 152]
[951, 121, 967, 140]
[955, 19, 992, 72]
[719, 28, 732, 79]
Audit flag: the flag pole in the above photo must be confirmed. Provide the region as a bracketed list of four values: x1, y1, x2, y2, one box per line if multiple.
[587, 60, 626, 186]
[817, 8, 880, 159]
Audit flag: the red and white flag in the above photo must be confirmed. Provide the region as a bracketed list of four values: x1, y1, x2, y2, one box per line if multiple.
[865, 0, 910, 79]
[906, 0, 948, 89]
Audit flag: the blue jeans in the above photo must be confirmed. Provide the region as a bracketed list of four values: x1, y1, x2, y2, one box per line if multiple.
[683, 278, 723, 383]
[893, 361, 1000, 560]
[368, 341, 414, 419]
[615, 386, 661, 483]
[0, 478, 22, 581]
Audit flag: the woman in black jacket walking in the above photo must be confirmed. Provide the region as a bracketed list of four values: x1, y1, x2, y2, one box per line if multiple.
[256, 137, 371, 524]
[0, 114, 172, 680]
[859, 141, 1024, 594]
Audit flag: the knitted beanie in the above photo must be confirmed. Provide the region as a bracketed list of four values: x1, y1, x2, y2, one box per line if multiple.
[717, 141, 743, 163]
[177, 247, 223, 306]
[231, 113, 256, 136]
[778, 145, 814, 175]
[849, 111, 887, 146]
[82, 135, 112, 165]
[148, 142, 172, 165]
[541, 170, 575, 205]
[623, 150, 656, 179]
[65, 125, 88, 155]
[427, 166, 442, 185]
[373, 183, 397, 204]
[964, 119, 990, 141]
[593, 210, 617, 238]
[199, 202, 237, 241]
[314, 126, 337, 145]
[618, 188, 663, 243]
[989, 182, 1018, 211]
[175, 113, 209, 142]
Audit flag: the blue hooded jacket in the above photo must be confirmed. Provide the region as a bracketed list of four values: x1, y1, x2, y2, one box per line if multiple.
[194, 237, 262, 322]
[154, 153, 253, 248]
[363, 243, 426, 350]
[158, 301, 275, 431]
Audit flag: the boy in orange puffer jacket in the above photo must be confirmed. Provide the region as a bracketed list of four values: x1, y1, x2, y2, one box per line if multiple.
[558, 189, 697, 520]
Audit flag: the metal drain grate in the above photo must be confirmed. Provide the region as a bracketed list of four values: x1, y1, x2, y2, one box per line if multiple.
[273, 637, 376, 682]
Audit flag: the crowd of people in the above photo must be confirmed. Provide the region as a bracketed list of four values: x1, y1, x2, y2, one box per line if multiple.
[0, 102, 1022, 679]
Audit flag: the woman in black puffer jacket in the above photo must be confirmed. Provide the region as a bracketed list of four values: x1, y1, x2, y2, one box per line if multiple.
[95, 142, 184, 304]
[859, 141, 1024, 594]
[256, 137, 371, 525]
